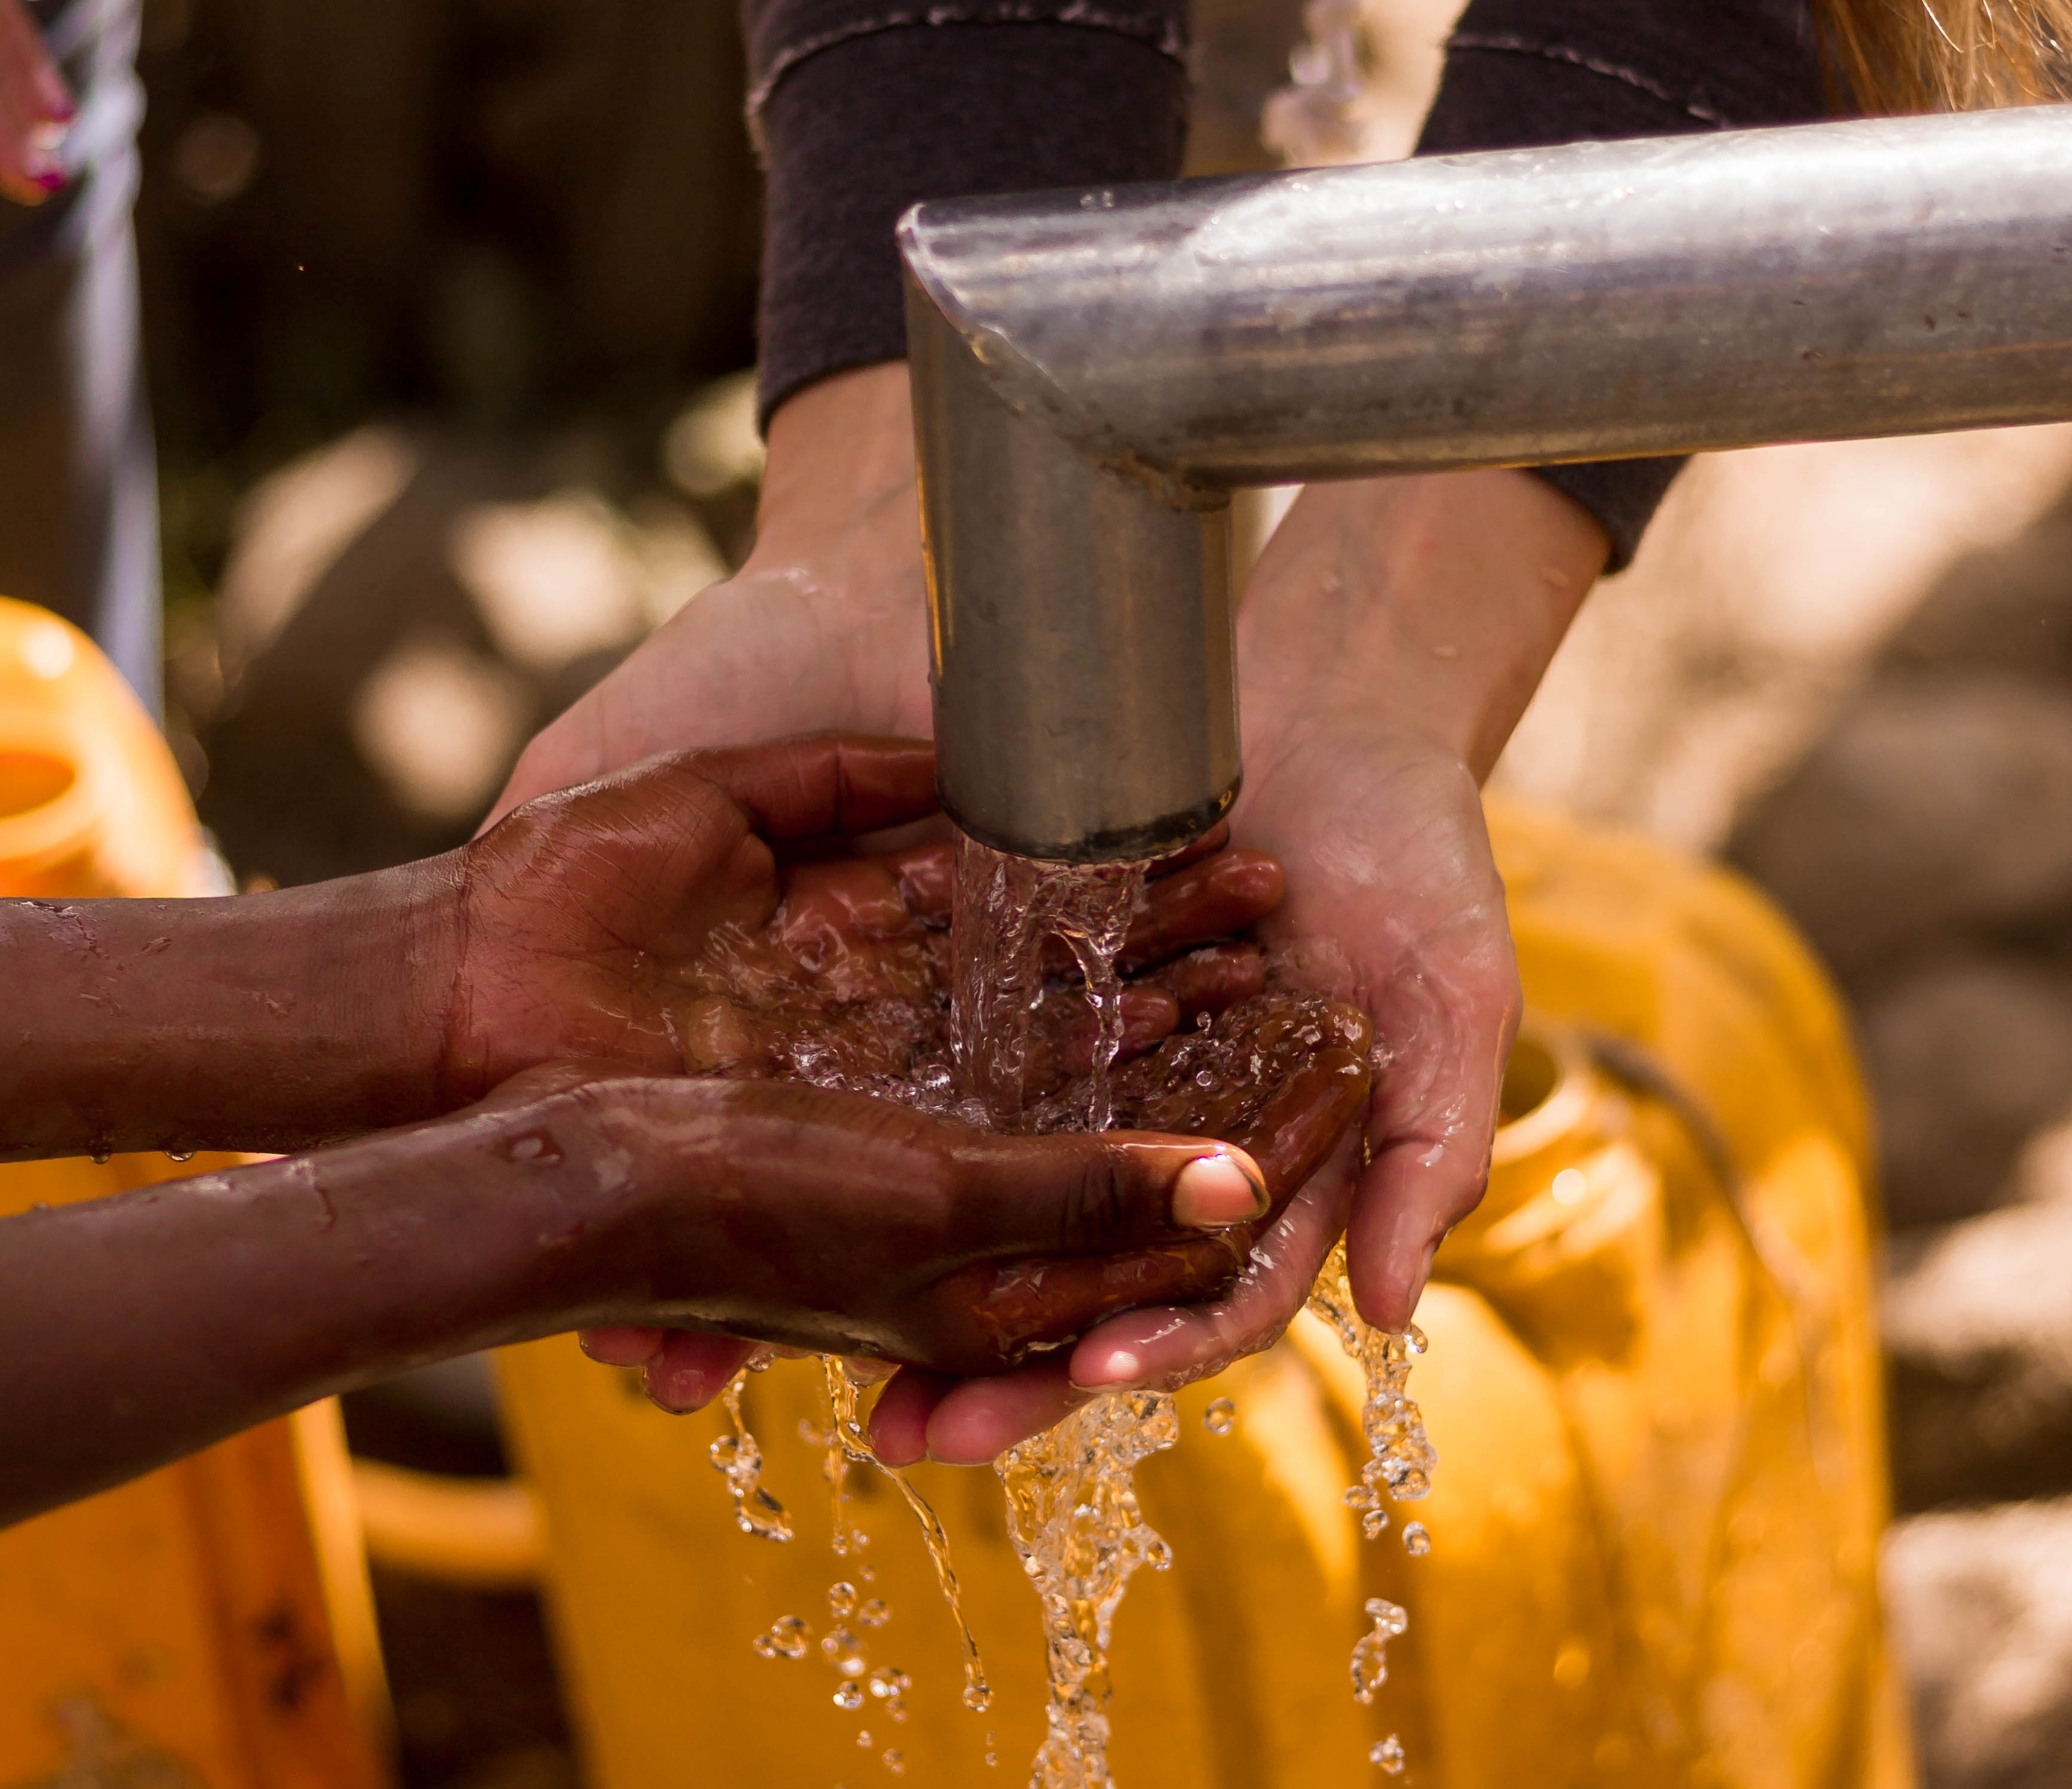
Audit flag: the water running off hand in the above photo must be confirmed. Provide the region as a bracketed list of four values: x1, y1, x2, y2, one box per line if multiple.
[701, 831, 1431, 1785]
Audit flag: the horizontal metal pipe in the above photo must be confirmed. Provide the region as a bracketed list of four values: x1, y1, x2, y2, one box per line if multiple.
[903, 106, 2072, 861]
[903, 104, 2072, 488]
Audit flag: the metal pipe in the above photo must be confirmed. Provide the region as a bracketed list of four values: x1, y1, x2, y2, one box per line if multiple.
[903, 104, 2072, 862]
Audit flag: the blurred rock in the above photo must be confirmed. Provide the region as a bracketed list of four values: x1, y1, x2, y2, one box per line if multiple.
[1885, 494, 2072, 681]
[1861, 955, 2072, 1226]
[1729, 673, 2072, 975]
[1495, 428, 2072, 855]
[197, 422, 736, 883]
[1884, 1199, 2072, 1509]
[1885, 1499, 2072, 1789]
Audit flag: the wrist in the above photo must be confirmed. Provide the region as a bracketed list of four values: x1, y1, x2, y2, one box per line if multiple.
[753, 362, 916, 564]
[1240, 468, 1605, 781]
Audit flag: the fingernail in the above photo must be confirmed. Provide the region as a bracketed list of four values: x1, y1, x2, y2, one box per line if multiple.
[1172, 1150, 1268, 1228]
[1071, 1347, 1142, 1390]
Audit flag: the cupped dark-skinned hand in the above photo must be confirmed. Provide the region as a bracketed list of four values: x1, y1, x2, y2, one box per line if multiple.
[576, 819, 1304, 1413]
[866, 993, 1374, 1463]
[0, 1062, 1272, 1529]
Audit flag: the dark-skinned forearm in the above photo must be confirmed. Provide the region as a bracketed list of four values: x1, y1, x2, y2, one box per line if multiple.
[0, 1090, 636, 1526]
[0, 861, 463, 1159]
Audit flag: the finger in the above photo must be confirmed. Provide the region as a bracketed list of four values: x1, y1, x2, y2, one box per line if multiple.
[0, 89, 55, 205]
[942, 1231, 1248, 1368]
[923, 1358, 1094, 1466]
[1149, 943, 1266, 1023]
[1226, 1033, 1374, 1208]
[579, 1325, 665, 1367]
[1119, 850, 1284, 972]
[0, 0, 69, 121]
[776, 858, 916, 959]
[945, 1129, 1268, 1258]
[0, 4, 67, 204]
[1068, 1140, 1357, 1391]
[867, 1367, 954, 1467]
[1344, 934, 1518, 1331]
[642, 1331, 756, 1413]
[1053, 987, 1179, 1074]
[681, 735, 938, 840]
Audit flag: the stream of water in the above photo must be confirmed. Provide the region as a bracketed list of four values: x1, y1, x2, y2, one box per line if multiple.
[711, 831, 1435, 1785]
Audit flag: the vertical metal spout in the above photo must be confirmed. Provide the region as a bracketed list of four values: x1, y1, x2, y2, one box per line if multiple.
[906, 284, 1239, 864]
[903, 106, 2072, 863]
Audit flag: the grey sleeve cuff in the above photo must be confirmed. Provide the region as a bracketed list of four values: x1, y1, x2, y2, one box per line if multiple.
[1415, 0, 1828, 568]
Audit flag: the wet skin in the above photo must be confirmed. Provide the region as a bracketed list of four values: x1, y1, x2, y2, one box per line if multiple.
[0, 1063, 1271, 1528]
[576, 825, 1376, 1444]
[0, 736, 1365, 1523]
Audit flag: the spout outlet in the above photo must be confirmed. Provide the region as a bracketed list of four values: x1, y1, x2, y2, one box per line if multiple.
[903, 105, 2072, 862]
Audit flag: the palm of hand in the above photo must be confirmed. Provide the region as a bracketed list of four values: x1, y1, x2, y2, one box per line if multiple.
[443, 764, 800, 1100]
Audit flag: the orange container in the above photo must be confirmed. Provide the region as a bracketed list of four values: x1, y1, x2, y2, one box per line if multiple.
[0, 598, 389, 1788]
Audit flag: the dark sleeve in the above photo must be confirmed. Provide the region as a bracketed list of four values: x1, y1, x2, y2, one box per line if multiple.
[1417, 0, 1831, 568]
[749, 0, 1188, 426]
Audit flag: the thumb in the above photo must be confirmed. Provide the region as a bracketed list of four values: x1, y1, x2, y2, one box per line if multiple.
[943, 1130, 1269, 1259]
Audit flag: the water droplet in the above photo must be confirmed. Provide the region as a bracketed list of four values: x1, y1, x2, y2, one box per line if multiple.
[503, 1128, 562, 1166]
[857, 1597, 890, 1629]
[962, 1683, 992, 1714]
[164, 1148, 194, 1163]
[755, 1615, 810, 1660]
[828, 1581, 858, 1619]
[1371, 1735, 1405, 1773]
[867, 1665, 910, 1698]
[858, 1730, 873, 1747]
[821, 1626, 867, 1676]
[1402, 1522, 1431, 1556]
[89, 1148, 110, 1165]
[833, 1682, 865, 1711]
[1352, 1598, 1409, 1704]
[1551, 1166, 1587, 1205]
[1203, 1397, 1236, 1435]
[881, 1749, 906, 1775]
[710, 1373, 792, 1540]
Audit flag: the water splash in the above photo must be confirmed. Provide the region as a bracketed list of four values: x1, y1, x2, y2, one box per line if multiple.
[1351, 1597, 1409, 1704]
[821, 1357, 993, 1715]
[710, 1369, 793, 1541]
[753, 1614, 812, 1661]
[950, 834, 1142, 1131]
[1307, 1246, 1436, 1510]
[996, 1391, 1181, 1789]
[1202, 1397, 1237, 1436]
[1307, 1243, 1437, 1762]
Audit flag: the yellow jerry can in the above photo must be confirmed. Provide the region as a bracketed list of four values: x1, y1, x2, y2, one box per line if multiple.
[0, 598, 388, 1789]
[496, 795, 1914, 1789]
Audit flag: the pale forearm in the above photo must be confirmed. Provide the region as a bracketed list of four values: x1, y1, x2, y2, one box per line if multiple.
[1241, 468, 1607, 779]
